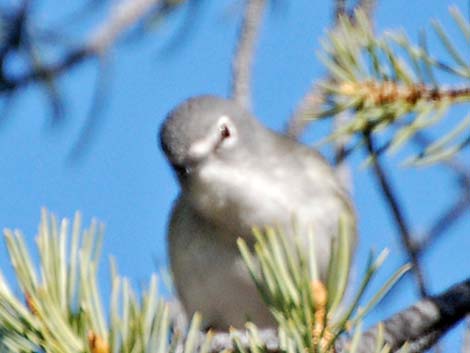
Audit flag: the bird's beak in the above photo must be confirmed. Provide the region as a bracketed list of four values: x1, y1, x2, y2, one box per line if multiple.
[172, 162, 192, 182]
[171, 135, 218, 182]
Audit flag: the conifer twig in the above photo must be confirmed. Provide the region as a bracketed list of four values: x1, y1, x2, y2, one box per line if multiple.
[412, 131, 470, 180]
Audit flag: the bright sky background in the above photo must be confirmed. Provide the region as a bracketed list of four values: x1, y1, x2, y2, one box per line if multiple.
[0, 0, 469, 350]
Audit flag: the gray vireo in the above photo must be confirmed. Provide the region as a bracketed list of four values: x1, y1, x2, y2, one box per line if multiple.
[160, 95, 357, 330]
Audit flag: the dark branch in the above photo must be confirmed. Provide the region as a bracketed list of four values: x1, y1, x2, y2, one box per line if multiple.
[351, 278, 470, 353]
[202, 278, 470, 353]
[232, 0, 266, 111]
[364, 133, 429, 298]
[0, 0, 160, 93]
[0, 0, 29, 61]
[0, 0, 160, 159]
[1, 48, 90, 92]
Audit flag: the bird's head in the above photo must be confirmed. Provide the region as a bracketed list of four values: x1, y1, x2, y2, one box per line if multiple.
[160, 95, 255, 181]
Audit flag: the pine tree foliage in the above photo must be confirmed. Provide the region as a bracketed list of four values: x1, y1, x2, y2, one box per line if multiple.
[0, 210, 209, 353]
[0, 210, 409, 353]
[238, 221, 410, 353]
[314, 8, 470, 165]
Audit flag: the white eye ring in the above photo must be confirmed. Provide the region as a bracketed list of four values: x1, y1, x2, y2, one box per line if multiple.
[187, 115, 238, 161]
[217, 115, 237, 147]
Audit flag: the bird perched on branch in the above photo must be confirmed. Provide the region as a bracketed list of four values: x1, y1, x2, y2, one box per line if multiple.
[160, 95, 357, 330]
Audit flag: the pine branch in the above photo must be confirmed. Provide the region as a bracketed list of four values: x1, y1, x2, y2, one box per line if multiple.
[238, 225, 410, 353]
[336, 81, 470, 107]
[309, 8, 470, 164]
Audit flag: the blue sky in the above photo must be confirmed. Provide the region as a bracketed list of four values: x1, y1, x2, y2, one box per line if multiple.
[0, 0, 469, 349]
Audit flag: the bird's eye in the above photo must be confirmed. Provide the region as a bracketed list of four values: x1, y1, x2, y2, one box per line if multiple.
[219, 124, 231, 139]
[215, 116, 236, 150]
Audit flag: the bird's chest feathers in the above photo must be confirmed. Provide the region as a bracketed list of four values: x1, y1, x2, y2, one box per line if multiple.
[188, 160, 297, 231]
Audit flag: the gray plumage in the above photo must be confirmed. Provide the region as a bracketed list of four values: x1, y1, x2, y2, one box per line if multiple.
[160, 95, 357, 330]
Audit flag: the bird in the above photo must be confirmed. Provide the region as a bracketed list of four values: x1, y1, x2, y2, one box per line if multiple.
[159, 95, 357, 330]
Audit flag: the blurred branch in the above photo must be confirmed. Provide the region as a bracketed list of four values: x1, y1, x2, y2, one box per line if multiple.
[67, 57, 113, 162]
[0, 0, 160, 92]
[364, 132, 429, 298]
[286, 0, 377, 139]
[0, 0, 160, 159]
[22, 27, 65, 124]
[154, 0, 204, 55]
[0, 49, 88, 91]
[408, 130, 470, 256]
[0, 1, 29, 62]
[232, 0, 266, 111]
[87, 0, 160, 53]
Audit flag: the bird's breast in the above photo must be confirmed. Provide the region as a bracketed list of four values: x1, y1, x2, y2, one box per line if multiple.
[186, 160, 344, 240]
